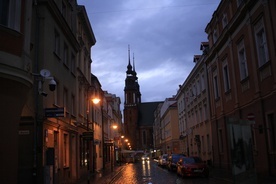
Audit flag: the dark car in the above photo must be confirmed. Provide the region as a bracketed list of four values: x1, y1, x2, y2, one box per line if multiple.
[176, 156, 209, 178]
[167, 154, 186, 171]
[158, 154, 168, 167]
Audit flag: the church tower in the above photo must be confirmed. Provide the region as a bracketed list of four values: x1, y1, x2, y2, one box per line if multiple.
[123, 46, 141, 150]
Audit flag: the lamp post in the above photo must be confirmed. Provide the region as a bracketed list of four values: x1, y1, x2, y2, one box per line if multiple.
[119, 135, 124, 165]
[86, 104, 90, 184]
[86, 87, 101, 184]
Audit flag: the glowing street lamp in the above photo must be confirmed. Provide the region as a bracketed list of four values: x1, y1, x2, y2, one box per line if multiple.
[92, 97, 100, 104]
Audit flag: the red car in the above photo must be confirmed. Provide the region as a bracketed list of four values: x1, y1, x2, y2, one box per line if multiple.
[176, 156, 209, 178]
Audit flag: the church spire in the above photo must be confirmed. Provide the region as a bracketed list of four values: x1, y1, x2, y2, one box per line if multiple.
[132, 53, 137, 78]
[127, 45, 132, 74]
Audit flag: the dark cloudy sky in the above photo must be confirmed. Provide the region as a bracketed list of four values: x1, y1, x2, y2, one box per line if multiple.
[78, 0, 221, 104]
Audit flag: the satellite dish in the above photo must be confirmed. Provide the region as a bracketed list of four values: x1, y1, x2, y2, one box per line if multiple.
[40, 69, 51, 77]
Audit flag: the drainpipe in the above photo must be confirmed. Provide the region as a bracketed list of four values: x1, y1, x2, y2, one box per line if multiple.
[33, 2, 40, 182]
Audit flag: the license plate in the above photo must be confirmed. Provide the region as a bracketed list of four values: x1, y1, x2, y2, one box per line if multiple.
[194, 169, 203, 173]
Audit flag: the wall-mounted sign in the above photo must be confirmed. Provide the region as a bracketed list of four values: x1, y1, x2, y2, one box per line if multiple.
[45, 107, 65, 117]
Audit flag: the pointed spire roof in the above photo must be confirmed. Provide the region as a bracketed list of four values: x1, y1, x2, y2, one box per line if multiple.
[127, 45, 132, 74]
[132, 53, 137, 77]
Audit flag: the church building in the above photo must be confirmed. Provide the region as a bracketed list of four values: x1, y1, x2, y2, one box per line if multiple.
[123, 47, 162, 151]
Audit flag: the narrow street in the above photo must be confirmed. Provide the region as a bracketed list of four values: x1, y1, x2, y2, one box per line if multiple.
[109, 160, 231, 184]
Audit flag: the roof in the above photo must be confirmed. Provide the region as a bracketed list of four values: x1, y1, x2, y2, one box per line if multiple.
[138, 101, 163, 126]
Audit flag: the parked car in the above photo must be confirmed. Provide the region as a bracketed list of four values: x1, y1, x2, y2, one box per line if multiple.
[167, 154, 186, 171]
[158, 154, 168, 167]
[176, 156, 209, 178]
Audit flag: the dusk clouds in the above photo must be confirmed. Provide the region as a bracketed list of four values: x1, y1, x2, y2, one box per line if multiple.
[78, 0, 221, 103]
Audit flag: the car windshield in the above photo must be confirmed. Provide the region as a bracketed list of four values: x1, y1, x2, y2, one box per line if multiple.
[173, 155, 183, 162]
[184, 157, 203, 164]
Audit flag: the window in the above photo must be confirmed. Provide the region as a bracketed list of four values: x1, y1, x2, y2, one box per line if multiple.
[193, 84, 197, 96]
[204, 104, 207, 121]
[218, 129, 223, 153]
[199, 108, 202, 123]
[63, 88, 68, 110]
[195, 110, 198, 124]
[78, 88, 82, 117]
[222, 13, 228, 29]
[201, 74, 205, 91]
[254, 18, 269, 67]
[71, 95, 75, 116]
[62, 1, 66, 18]
[63, 43, 68, 66]
[63, 134, 69, 167]
[80, 136, 85, 166]
[222, 61, 230, 92]
[54, 80, 59, 106]
[83, 55, 87, 76]
[237, 0, 244, 7]
[213, 29, 218, 43]
[202, 136, 205, 153]
[71, 53, 76, 74]
[207, 134, 210, 152]
[99, 141, 102, 157]
[213, 71, 220, 99]
[197, 79, 201, 94]
[237, 40, 248, 80]
[0, 0, 21, 31]
[54, 30, 60, 56]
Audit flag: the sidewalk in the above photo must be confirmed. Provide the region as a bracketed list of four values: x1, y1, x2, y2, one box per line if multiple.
[209, 167, 276, 184]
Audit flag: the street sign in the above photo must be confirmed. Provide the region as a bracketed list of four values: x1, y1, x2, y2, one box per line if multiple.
[247, 113, 255, 121]
[45, 107, 65, 117]
[82, 131, 93, 140]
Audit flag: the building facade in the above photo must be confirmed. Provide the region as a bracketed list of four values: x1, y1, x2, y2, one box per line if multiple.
[159, 98, 181, 154]
[176, 42, 212, 163]
[0, 1, 33, 183]
[205, 0, 276, 178]
[17, 1, 97, 183]
[153, 103, 163, 157]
